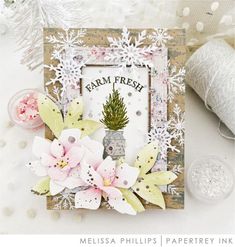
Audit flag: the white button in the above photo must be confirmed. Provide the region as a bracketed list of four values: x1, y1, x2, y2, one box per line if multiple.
[211, 2, 219, 12]
[196, 22, 204, 32]
[182, 7, 190, 17]
[18, 141, 27, 149]
[2, 207, 14, 216]
[74, 213, 83, 222]
[0, 140, 6, 148]
[27, 208, 37, 219]
[51, 211, 60, 221]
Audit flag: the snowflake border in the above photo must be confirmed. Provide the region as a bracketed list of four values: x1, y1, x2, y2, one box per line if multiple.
[169, 104, 185, 146]
[105, 27, 157, 69]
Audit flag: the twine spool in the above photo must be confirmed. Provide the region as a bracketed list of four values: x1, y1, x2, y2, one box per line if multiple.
[186, 39, 235, 136]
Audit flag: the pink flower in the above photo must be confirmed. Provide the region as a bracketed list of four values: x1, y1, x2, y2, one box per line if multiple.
[40, 139, 83, 181]
[27, 129, 104, 195]
[75, 157, 139, 215]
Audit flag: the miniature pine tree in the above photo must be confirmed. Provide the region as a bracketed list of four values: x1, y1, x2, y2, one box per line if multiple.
[100, 88, 129, 131]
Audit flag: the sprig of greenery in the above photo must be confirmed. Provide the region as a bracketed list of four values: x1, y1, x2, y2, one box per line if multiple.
[100, 89, 129, 130]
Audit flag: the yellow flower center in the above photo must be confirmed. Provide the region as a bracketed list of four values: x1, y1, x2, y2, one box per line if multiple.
[57, 160, 69, 169]
[103, 179, 111, 186]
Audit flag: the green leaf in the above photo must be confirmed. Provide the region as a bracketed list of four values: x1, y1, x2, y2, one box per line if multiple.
[134, 142, 159, 177]
[38, 93, 64, 138]
[64, 98, 83, 129]
[120, 188, 145, 213]
[76, 120, 103, 137]
[144, 171, 177, 186]
[132, 177, 165, 209]
[31, 177, 51, 196]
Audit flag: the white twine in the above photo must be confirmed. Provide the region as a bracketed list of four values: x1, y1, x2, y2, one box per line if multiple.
[186, 39, 235, 139]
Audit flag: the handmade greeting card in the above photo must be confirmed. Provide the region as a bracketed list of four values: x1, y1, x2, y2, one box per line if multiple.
[26, 28, 186, 214]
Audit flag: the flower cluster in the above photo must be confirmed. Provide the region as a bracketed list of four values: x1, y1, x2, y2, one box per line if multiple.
[28, 128, 140, 215]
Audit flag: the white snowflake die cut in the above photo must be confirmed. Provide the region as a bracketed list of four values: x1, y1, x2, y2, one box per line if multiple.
[105, 27, 157, 68]
[45, 86, 75, 112]
[52, 190, 75, 210]
[45, 53, 84, 95]
[45, 29, 88, 95]
[47, 28, 86, 55]
[148, 123, 179, 160]
[171, 164, 184, 176]
[167, 184, 179, 196]
[169, 104, 185, 146]
[167, 64, 186, 103]
[149, 28, 173, 48]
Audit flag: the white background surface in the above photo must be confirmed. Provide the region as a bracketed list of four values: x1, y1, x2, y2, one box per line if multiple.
[0, 24, 235, 235]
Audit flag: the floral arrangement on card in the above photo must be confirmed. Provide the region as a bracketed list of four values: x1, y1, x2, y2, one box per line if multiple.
[26, 27, 186, 215]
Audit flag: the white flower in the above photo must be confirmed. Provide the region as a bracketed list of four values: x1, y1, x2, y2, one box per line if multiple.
[75, 156, 139, 215]
[27, 129, 104, 196]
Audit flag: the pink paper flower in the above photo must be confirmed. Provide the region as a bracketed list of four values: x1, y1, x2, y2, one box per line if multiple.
[75, 157, 139, 215]
[27, 129, 104, 195]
